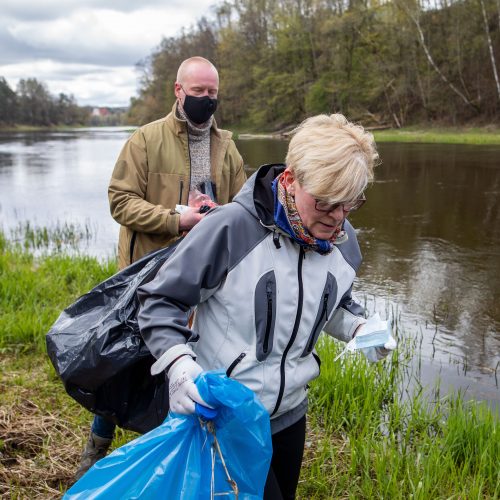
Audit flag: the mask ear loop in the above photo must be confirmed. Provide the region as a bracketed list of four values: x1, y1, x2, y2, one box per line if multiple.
[333, 337, 357, 362]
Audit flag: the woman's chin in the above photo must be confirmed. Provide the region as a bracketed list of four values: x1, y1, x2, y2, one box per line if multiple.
[311, 229, 336, 240]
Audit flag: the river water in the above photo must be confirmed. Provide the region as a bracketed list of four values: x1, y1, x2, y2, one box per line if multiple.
[0, 128, 499, 409]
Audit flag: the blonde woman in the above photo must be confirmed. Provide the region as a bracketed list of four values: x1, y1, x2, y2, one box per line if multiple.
[138, 114, 396, 499]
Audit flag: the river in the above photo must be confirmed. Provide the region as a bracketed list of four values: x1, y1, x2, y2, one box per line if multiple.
[0, 128, 499, 409]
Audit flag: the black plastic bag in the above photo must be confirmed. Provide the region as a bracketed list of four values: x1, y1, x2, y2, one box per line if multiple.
[46, 239, 183, 434]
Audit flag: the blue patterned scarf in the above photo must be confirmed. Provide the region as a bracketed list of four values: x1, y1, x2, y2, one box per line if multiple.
[272, 173, 340, 255]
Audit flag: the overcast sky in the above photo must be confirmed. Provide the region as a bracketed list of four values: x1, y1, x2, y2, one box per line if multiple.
[0, 0, 217, 107]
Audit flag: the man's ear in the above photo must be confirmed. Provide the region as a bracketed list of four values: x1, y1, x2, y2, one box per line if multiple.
[174, 82, 182, 100]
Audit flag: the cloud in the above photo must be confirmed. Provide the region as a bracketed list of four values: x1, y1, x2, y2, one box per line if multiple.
[0, 1, 217, 106]
[5, 6, 209, 66]
[0, 0, 197, 21]
[1, 60, 139, 106]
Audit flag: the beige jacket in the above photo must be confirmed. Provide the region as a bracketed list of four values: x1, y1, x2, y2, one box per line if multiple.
[108, 103, 246, 269]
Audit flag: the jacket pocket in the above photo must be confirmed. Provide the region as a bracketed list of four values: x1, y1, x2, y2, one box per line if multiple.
[145, 172, 188, 206]
[226, 352, 247, 377]
[301, 272, 337, 357]
[254, 271, 277, 361]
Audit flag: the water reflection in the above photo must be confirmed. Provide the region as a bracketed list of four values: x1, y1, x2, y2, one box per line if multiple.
[0, 152, 14, 172]
[0, 129, 131, 259]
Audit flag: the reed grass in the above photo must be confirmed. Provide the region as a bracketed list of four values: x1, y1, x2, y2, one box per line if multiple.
[0, 230, 498, 498]
[301, 338, 499, 498]
[9, 220, 95, 253]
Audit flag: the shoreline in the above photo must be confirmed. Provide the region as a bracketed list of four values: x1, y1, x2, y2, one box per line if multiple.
[2, 124, 500, 145]
[238, 126, 500, 145]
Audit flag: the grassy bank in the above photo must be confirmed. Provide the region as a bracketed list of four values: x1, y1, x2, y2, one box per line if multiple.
[237, 126, 500, 145]
[372, 126, 500, 145]
[4, 123, 500, 145]
[0, 124, 91, 133]
[0, 233, 498, 498]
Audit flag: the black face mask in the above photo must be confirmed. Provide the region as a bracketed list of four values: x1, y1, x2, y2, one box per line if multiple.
[182, 94, 218, 124]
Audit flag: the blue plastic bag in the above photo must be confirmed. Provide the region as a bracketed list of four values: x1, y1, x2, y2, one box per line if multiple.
[65, 371, 272, 499]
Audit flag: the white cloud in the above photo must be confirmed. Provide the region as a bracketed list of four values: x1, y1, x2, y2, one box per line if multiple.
[1, 60, 139, 107]
[6, 7, 204, 66]
[0, 1, 217, 107]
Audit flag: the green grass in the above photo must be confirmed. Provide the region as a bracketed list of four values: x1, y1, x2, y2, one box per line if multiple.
[0, 124, 91, 132]
[0, 230, 498, 498]
[301, 339, 499, 498]
[372, 126, 500, 145]
[0, 230, 117, 352]
[235, 125, 500, 145]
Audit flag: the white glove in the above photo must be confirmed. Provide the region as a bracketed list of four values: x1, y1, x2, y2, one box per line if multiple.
[358, 315, 397, 363]
[167, 355, 206, 414]
[362, 335, 397, 362]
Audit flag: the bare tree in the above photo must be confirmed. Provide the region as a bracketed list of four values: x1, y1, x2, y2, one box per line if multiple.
[479, 0, 500, 101]
[397, 0, 479, 109]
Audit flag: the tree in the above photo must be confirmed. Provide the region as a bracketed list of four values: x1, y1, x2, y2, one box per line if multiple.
[0, 77, 17, 124]
[17, 78, 53, 126]
[479, 0, 500, 101]
[129, 0, 500, 128]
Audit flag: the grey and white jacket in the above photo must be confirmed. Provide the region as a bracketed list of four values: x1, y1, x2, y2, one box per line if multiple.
[137, 164, 367, 432]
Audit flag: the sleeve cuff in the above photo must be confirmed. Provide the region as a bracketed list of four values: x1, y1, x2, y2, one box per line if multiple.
[165, 210, 180, 236]
[150, 344, 195, 376]
[324, 307, 367, 343]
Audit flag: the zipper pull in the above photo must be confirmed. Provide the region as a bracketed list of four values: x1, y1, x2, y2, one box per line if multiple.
[273, 230, 281, 249]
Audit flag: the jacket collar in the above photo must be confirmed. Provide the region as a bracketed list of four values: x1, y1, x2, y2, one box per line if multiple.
[234, 163, 285, 226]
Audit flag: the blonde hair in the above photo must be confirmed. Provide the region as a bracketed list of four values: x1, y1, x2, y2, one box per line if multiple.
[285, 114, 379, 202]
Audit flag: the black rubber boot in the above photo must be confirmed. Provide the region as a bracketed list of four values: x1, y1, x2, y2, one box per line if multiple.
[74, 431, 113, 481]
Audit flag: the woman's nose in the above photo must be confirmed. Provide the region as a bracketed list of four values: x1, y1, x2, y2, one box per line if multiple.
[328, 204, 346, 220]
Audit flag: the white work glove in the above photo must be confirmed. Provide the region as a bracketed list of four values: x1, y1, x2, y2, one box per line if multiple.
[357, 314, 397, 363]
[334, 313, 397, 363]
[167, 355, 207, 415]
[362, 335, 397, 362]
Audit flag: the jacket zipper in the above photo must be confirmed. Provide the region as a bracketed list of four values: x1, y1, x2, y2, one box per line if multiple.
[306, 293, 329, 353]
[271, 246, 305, 416]
[129, 231, 137, 265]
[226, 352, 246, 377]
[263, 282, 273, 354]
[186, 131, 192, 197]
[178, 180, 184, 204]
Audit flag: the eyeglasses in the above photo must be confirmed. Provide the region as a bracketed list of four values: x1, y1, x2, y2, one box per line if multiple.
[314, 193, 366, 213]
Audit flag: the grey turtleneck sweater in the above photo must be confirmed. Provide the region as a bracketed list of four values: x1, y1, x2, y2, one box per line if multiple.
[176, 102, 213, 196]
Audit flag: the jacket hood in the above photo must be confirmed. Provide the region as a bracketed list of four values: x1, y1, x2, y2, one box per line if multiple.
[233, 163, 285, 226]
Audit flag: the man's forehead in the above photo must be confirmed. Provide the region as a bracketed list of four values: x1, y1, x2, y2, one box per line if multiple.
[180, 63, 218, 85]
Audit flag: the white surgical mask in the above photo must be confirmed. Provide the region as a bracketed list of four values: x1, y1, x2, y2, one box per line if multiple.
[334, 313, 391, 361]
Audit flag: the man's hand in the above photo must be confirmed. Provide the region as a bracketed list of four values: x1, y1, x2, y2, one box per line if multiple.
[167, 355, 208, 414]
[179, 207, 205, 232]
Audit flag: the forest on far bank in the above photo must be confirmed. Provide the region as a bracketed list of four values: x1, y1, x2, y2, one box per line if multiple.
[129, 0, 500, 130]
[0, 77, 126, 128]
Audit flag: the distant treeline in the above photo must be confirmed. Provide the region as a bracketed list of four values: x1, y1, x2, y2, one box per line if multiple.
[128, 0, 500, 130]
[0, 77, 126, 127]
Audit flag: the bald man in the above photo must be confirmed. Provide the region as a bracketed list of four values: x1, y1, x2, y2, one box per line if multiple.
[75, 57, 246, 480]
[108, 56, 247, 269]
